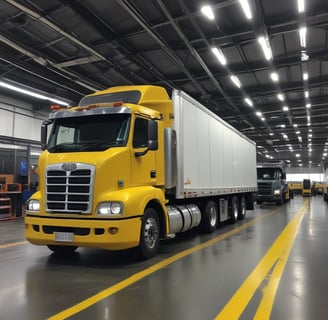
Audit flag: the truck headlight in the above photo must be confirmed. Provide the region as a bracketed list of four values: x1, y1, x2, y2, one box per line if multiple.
[27, 199, 40, 211]
[97, 202, 123, 215]
[274, 189, 281, 195]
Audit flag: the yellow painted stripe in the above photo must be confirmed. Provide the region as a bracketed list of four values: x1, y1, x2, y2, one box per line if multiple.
[0, 241, 28, 249]
[48, 208, 280, 320]
[215, 200, 308, 320]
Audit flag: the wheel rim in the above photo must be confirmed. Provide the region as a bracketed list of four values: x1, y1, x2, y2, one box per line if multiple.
[233, 201, 238, 220]
[241, 199, 246, 216]
[144, 217, 159, 249]
[209, 206, 217, 227]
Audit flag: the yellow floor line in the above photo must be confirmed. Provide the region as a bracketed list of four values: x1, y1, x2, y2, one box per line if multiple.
[0, 241, 28, 249]
[215, 200, 308, 320]
[47, 207, 281, 320]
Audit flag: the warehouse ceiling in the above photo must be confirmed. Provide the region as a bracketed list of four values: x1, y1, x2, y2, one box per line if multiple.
[0, 0, 328, 168]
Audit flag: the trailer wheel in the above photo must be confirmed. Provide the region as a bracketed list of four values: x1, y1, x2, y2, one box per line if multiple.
[136, 208, 160, 260]
[238, 196, 246, 220]
[47, 245, 78, 254]
[201, 201, 218, 233]
[230, 196, 239, 223]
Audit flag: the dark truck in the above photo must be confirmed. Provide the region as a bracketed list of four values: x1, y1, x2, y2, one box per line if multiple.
[255, 162, 291, 205]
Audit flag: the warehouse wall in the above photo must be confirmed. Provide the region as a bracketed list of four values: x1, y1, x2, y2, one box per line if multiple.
[0, 94, 47, 142]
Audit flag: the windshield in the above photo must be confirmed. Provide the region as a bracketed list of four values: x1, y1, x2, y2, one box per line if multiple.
[78, 90, 141, 106]
[47, 114, 130, 153]
[257, 168, 278, 180]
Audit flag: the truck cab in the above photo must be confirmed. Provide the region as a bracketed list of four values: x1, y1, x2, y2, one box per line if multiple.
[255, 162, 289, 205]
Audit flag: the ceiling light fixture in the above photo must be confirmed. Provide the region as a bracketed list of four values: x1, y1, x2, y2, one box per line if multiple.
[201, 5, 215, 20]
[277, 93, 284, 101]
[283, 106, 289, 111]
[298, 0, 305, 13]
[270, 72, 279, 82]
[230, 75, 242, 88]
[299, 27, 307, 48]
[258, 36, 273, 60]
[211, 47, 227, 66]
[306, 103, 311, 108]
[304, 90, 309, 98]
[303, 72, 309, 81]
[244, 97, 253, 106]
[239, 0, 253, 19]
[256, 111, 262, 117]
[301, 51, 309, 61]
[0, 81, 69, 106]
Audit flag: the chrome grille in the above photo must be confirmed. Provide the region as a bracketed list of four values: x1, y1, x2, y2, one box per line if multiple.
[46, 163, 95, 213]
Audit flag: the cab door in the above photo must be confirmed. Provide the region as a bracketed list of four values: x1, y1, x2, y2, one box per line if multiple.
[131, 117, 157, 186]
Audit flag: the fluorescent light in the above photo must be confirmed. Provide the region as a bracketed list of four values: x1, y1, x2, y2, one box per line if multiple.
[211, 47, 227, 66]
[299, 27, 307, 48]
[303, 72, 308, 80]
[0, 81, 69, 106]
[301, 51, 309, 61]
[305, 90, 309, 98]
[239, 0, 252, 19]
[230, 75, 242, 88]
[270, 72, 279, 82]
[306, 103, 311, 108]
[201, 5, 215, 20]
[283, 106, 289, 111]
[293, 124, 298, 127]
[277, 93, 284, 101]
[258, 36, 273, 60]
[296, 153, 300, 157]
[256, 111, 262, 117]
[298, 0, 305, 13]
[244, 97, 253, 106]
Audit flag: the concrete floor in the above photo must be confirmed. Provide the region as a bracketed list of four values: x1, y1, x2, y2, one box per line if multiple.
[0, 195, 327, 320]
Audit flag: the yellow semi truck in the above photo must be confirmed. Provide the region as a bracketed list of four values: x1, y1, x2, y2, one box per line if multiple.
[25, 85, 257, 259]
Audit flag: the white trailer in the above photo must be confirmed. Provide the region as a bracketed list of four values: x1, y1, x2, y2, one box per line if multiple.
[165, 90, 257, 232]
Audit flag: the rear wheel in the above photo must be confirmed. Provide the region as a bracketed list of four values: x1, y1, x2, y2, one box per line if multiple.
[238, 196, 246, 220]
[201, 201, 218, 233]
[136, 208, 160, 260]
[47, 245, 78, 254]
[230, 196, 239, 223]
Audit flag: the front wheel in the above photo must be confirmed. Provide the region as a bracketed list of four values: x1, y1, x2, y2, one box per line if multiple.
[136, 208, 160, 260]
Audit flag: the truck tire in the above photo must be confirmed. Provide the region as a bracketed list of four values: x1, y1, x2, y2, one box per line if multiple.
[230, 196, 239, 223]
[238, 196, 246, 220]
[276, 197, 283, 205]
[201, 201, 218, 233]
[47, 245, 78, 254]
[136, 207, 160, 260]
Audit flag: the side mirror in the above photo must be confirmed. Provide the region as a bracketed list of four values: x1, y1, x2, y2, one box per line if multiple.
[41, 120, 52, 150]
[135, 120, 158, 157]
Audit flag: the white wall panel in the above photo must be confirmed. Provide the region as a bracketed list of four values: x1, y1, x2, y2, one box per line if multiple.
[0, 108, 14, 136]
[0, 96, 47, 142]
